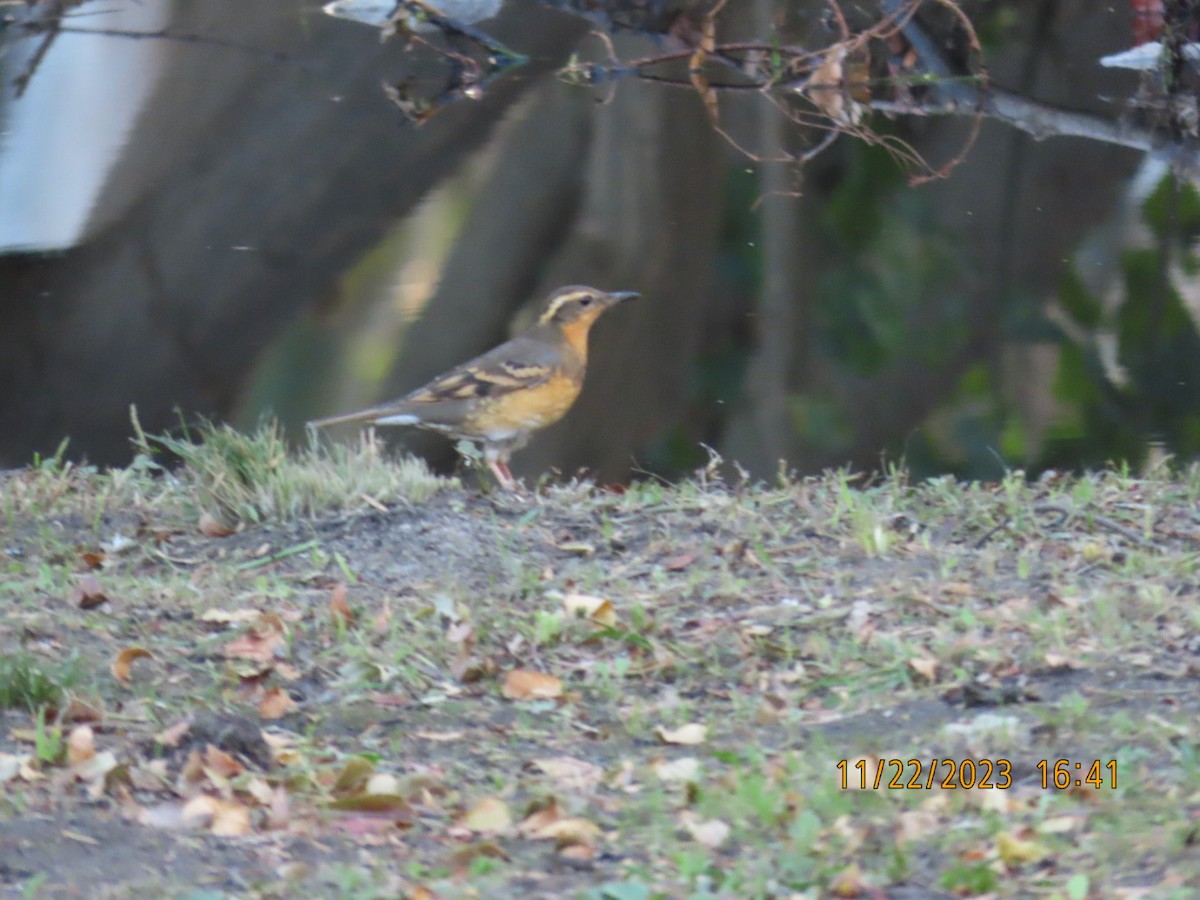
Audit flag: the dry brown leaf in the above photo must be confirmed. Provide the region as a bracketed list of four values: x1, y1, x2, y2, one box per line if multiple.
[558, 842, 596, 861]
[562, 593, 617, 627]
[805, 45, 867, 126]
[328, 793, 413, 816]
[518, 801, 561, 836]
[111, 647, 153, 685]
[71, 573, 109, 610]
[829, 862, 868, 896]
[79, 549, 106, 570]
[680, 812, 730, 848]
[907, 655, 938, 682]
[1043, 652, 1081, 669]
[268, 784, 291, 829]
[654, 756, 701, 783]
[204, 744, 245, 779]
[157, 719, 192, 748]
[66, 726, 95, 765]
[61, 696, 104, 724]
[656, 723, 707, 745]
[198, 512, 233, 538]
[662, 552, 696, 572]
[244, 776, 275, 806]
[258, 687, 296, 720]
[74, 750, 118, 798]
[0, 754, 29, 783]
[414, 730, 466, 742]
[328, 583, 354, 626]
[529, 757, 604, 793]
[223, 622, 285, 664]
[210, 798, 252, 836]
[461, 796, 512, 834]
[200, 608, 260, 625]
[502, 669, 563, 700]
[527, 817, 602, 848]
[180, 748, 206, 783]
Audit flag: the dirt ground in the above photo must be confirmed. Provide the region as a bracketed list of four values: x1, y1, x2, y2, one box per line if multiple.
[4, 454, 1200, 897]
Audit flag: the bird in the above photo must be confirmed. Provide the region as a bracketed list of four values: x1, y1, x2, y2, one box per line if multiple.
[308, 285, 639, 489]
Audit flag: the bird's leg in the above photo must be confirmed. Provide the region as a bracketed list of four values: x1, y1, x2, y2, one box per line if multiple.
[488, 459, 516, 491]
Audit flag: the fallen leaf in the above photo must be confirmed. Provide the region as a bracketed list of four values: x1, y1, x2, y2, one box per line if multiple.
[557, 542, 595, 556]
[461, 796, 512, 834]
[997, 829, 1046, 864]
[681, 813, 730, 849]
[244, 776, 275, 805]
[111, 647, 153, 684]
[656, 723, 707, 745]
[328, 583, 354, 626]
[333, 757, 375, 794]
[223, 621, 286, 664]
[502, 669, 563, 700]
[200, 608, 261, 625]
[204, 744, 244, 779]
[0, 754, 30, 783]
[907, 655, 938, 682]
[558, 842, 596, 861]
[562, 593, 617, 627]
[210, 798, 252, 836]
[61, 697, 104, 724]
[527, 816, 602, 848]
[67, 726, 96, 765]
[71, 574, 108, 609]
[1043, 652, 1081, 669]
[73, 750, 118, 797]
[529, 756, 604, 793]
[414, 730, 465, 742]
[79, 549, 106, 570]
[518, 800, 561, 836]
[157, 719, 192, 747]
[328, 793, 413, 816]
[829, 862, 867, 896]
[662, 552, 696, 572]
[654, 756, 701, 783]
[198, 512, 233, 538]
[258, 688, 296, 720]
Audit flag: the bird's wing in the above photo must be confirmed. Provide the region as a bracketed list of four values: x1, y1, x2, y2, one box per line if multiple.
[402, 336, 560, 405]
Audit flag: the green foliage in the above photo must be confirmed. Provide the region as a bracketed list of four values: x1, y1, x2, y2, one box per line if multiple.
[939, 860, 999, 894]
[1142, 176, 1200, 245]
[0, 655, 66, 711]
[151, 417, 446, 525]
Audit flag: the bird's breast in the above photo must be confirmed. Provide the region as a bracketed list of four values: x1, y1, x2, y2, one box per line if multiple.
[464, 373, 583, 438]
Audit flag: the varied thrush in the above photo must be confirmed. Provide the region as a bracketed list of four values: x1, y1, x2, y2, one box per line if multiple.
[309, 285, 639, 488]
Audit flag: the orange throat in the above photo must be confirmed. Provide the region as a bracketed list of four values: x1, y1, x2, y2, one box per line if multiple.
[559, 315, 598, 361]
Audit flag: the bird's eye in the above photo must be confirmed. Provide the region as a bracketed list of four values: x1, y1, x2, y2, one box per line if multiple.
[578, 296, 593, 307]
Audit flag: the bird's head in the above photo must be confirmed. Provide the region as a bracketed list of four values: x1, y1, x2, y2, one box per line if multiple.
[536, 285, 639, 335]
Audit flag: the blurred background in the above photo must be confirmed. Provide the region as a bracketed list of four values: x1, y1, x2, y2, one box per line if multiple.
[2, 0, 1195, 483]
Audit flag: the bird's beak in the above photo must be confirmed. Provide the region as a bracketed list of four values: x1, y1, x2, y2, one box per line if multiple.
[606, 291, 640, 305]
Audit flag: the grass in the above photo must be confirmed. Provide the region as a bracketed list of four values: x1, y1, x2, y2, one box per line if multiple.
[3, 422, 1200, 895]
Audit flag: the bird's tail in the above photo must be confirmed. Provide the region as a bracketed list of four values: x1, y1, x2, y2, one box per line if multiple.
[307, 404, 420, 429]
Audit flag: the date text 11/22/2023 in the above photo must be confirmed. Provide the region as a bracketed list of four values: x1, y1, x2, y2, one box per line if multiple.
[836, 758, 1118, 791]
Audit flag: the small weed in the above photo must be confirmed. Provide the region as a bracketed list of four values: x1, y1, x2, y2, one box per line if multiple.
[33, 709, 64, 764]
[0, 655, 66, 711]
